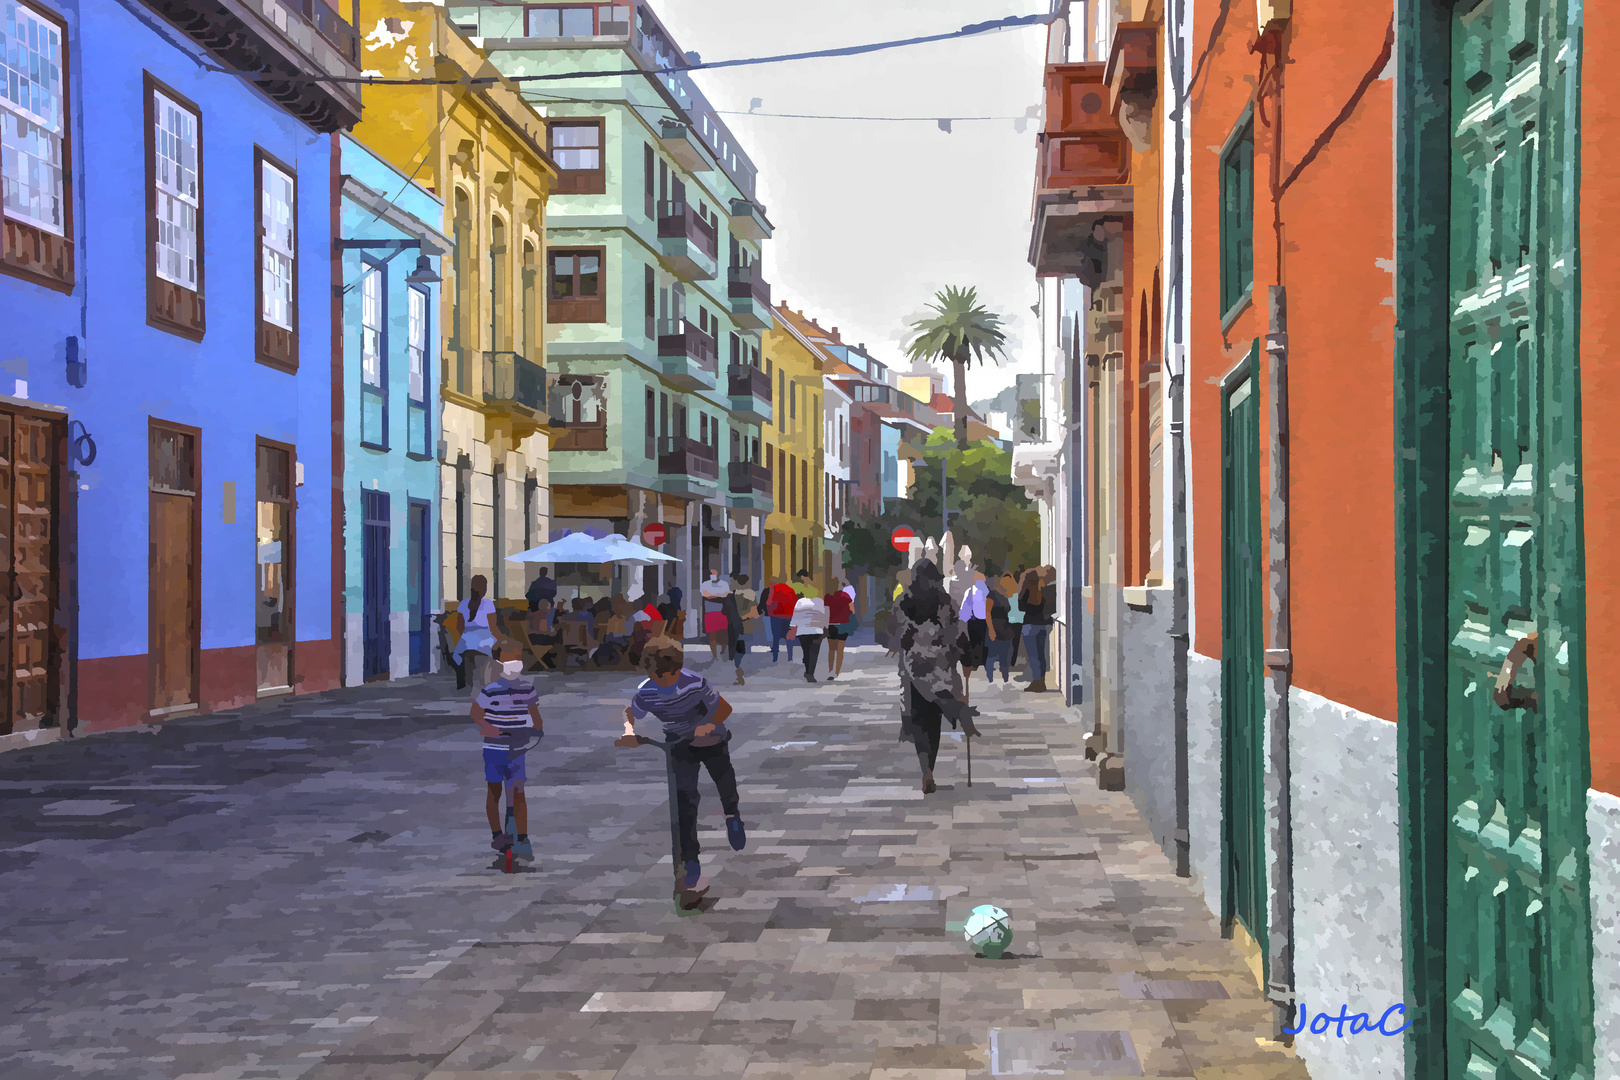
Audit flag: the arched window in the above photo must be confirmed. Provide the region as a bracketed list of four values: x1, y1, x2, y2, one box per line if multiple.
[489, 216, 508, 352]
[520, 238, 537, 357]
[450, 189, 471, 393]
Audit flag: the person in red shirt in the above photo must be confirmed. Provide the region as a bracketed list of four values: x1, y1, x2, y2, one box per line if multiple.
[824, 580, 856, 681]
[764, 578, 799, 663]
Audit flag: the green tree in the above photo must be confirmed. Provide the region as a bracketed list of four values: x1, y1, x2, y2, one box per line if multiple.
[903, 286, 1010, 450]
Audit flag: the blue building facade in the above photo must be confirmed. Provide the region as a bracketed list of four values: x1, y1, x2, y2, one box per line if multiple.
[337, 135, 445, 685]
[0, 0, 360, 736]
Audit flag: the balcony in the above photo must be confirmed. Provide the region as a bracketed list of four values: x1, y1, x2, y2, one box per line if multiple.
[141, 0, 362, 132]
[1105, 22, 1159, 153]
[657, 200, 719, 281]
[482, 351, 549, 443]
[658, 119, 710, 173]
[657, 319, 718, 391]
[657, 435, 720, 500]
[1029, 62, 1134, 283]
[727, 363, 772, 426]
[727, 460, 773, 515]
[728, 197, 773, 241]
[727, 264, 773, 330]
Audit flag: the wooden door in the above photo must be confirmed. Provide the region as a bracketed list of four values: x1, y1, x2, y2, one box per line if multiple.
[0, 410, 61, 733]
[150, 423, 198, 711]
[362, 489, 391, 680]
[408, 501, 429, 674]
[1220, 367, 1266, 978]
[1445, 1, 1593, 1076]
[255, 442, 294, 692]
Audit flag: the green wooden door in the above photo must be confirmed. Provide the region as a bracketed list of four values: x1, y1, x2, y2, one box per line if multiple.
[1220, 365, 1266, 977]
[1446, 0, 1593, 1076]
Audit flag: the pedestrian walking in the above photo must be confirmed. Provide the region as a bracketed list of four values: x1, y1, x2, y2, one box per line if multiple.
[451, 575, 499, 690]
[1002, 572, 1025, 673]
[824, 579, 857, 681]
[893, 558, 979, 794]
[471, 638, 544, 862]
[793, 568, 822, 598]
[986, 575, 1015, 684]
[525, 566, 557, 613]
[701, 568, 730, 663]
[789, 589, 829, 682]
[764, 577, 798, 662]
[621, 637, 748, 890]
[1019, 567, 1054, 693]
[958, 570, 990, 703]
[723, 577, 749, 686]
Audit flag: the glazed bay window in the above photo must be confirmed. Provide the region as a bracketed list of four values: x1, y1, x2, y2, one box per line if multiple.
[407, 284, 431, 456]
[549, 119, 603, 194]
[360, 261, 386, 448]
[547, 247, 605, 322]
[0, 0, 72, 288]
[147, 78, 203, 337]
[257, 152, 296, 368]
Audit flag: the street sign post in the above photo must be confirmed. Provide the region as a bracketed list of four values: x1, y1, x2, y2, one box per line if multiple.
[891, 526, 916, 552]
[642, 523, 667, 547]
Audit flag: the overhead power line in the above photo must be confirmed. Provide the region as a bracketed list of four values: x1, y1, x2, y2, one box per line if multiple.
[200, 12, 1053, 87]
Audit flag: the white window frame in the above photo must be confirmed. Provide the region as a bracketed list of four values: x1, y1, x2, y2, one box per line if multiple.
[0, 0, 66, 235]
[153, 89, 199, 289]
[361, 263, 383, 388]
[260, 159, 295, 329]
[408, 284, 428, 402]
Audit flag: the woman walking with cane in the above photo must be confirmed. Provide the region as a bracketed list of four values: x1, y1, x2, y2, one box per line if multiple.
[892, 558, 979, 794]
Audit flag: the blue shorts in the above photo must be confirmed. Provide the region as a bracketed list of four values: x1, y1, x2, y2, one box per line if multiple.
[483, 746, 528, 785]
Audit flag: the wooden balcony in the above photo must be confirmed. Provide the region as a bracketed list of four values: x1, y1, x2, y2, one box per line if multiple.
[657, 200, 719, 281]
[657, 435, 720, 499]
[552, 420, 608, 451]
[727, 460, 773, 514]
[1105, 22, 1159, 152]
[140, 0, 362, 132]
[727, 363, 772, 425]
[1029, 62, 1134, 282]
[727, 264, 773, 330]
[481, 351, 549, 444]
[657, 318, 718, 391]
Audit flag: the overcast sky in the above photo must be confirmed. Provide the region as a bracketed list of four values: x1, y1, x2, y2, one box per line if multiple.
[653, 0, 1052, 404]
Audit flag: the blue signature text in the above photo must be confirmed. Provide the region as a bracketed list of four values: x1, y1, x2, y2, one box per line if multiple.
[1282, 1003, 1410, 1038]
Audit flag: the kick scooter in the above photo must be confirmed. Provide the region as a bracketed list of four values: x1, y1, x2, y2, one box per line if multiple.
[490, 729, 544, 875]
[613, 727, 707, 912]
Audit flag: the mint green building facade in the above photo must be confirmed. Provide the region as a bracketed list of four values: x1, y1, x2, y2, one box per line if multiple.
[448, 1, 775, 623]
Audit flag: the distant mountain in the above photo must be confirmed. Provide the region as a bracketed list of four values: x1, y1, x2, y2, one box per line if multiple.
[971, 384, 1019, 418]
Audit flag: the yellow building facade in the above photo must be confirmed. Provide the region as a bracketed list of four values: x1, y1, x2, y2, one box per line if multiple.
[760, 316, 826, 586]
[351, 2, 559, 608]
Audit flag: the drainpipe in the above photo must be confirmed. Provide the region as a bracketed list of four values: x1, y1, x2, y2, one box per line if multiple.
[331, 132, 346, 693]
[1263, 286, 1297, 1038]
[1167, 0, 1191, 878]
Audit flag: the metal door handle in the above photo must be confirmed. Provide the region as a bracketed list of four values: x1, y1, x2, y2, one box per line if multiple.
[1493, 631, 1538, 711]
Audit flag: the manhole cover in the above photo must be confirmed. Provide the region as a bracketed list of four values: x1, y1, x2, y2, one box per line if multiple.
[989, 1028, 1142, 1076]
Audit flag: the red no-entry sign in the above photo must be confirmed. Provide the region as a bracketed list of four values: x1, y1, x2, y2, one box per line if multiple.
[643, 523, 667, 546]
[891, 526, 916, 552]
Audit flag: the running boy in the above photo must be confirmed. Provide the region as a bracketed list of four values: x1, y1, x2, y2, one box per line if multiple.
[621, 637, 747, 889]
[472, 639, 543, 861]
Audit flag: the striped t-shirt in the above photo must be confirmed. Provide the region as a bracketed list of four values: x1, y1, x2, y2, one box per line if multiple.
[629, 670, 724, 746]
[475, 677, 539, 749]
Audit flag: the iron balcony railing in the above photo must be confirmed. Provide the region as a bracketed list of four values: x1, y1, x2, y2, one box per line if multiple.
[728, 460, 772, 496]
[727, 263, 771, 307]
[483, 351, 547, 413]
[657, 319, 718, 373]
[727, 363, 771, 402]
[656, 200, 719, 261]
[658, 435, 719, 480]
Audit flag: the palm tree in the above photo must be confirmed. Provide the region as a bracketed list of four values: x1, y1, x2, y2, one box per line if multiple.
[904, 286, 1010, 450]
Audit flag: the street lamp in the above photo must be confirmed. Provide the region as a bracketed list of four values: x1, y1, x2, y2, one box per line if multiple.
[334, 238, 442, 290]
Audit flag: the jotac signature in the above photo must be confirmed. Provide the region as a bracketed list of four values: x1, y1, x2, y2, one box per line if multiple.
[1283, 1003, 1411, 1038]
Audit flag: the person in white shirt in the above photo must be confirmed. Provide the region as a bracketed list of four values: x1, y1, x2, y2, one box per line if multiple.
[452, 575, 500, 690]
[957, 572, 991, 704]
[701, 568, 731, 663]
[789, 592, 830, 684]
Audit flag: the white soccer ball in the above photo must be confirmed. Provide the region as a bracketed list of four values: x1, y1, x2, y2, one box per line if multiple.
[963, 904, 1013, 958]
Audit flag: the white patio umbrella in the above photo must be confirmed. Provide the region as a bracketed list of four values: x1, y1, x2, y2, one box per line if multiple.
[600, 534, 681, 565]
[505, 531, 617, 564]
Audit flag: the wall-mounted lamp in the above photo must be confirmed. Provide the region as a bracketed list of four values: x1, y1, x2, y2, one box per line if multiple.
[405, 254, 441, 285]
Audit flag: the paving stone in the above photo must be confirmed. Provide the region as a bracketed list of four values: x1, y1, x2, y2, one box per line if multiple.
[0, 644, 1309, 1079]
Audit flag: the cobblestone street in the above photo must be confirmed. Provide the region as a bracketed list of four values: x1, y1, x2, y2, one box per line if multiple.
[0, 644, 1311, 1080]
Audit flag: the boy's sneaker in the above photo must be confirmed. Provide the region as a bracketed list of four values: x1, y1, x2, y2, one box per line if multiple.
[490, 832, 514, 852]
[683, 859, 701, 889]
[726, 816, 747, 851]
[513, 838, 534, 861]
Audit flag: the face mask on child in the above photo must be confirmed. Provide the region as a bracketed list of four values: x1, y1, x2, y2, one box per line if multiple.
[501, 659, 523, 678]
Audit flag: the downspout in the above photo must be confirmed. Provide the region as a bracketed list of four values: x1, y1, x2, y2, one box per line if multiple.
[1263, 286, 1296, 1038]
[331, 132, 345, 691]
[1167, 0, 1191, 880]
